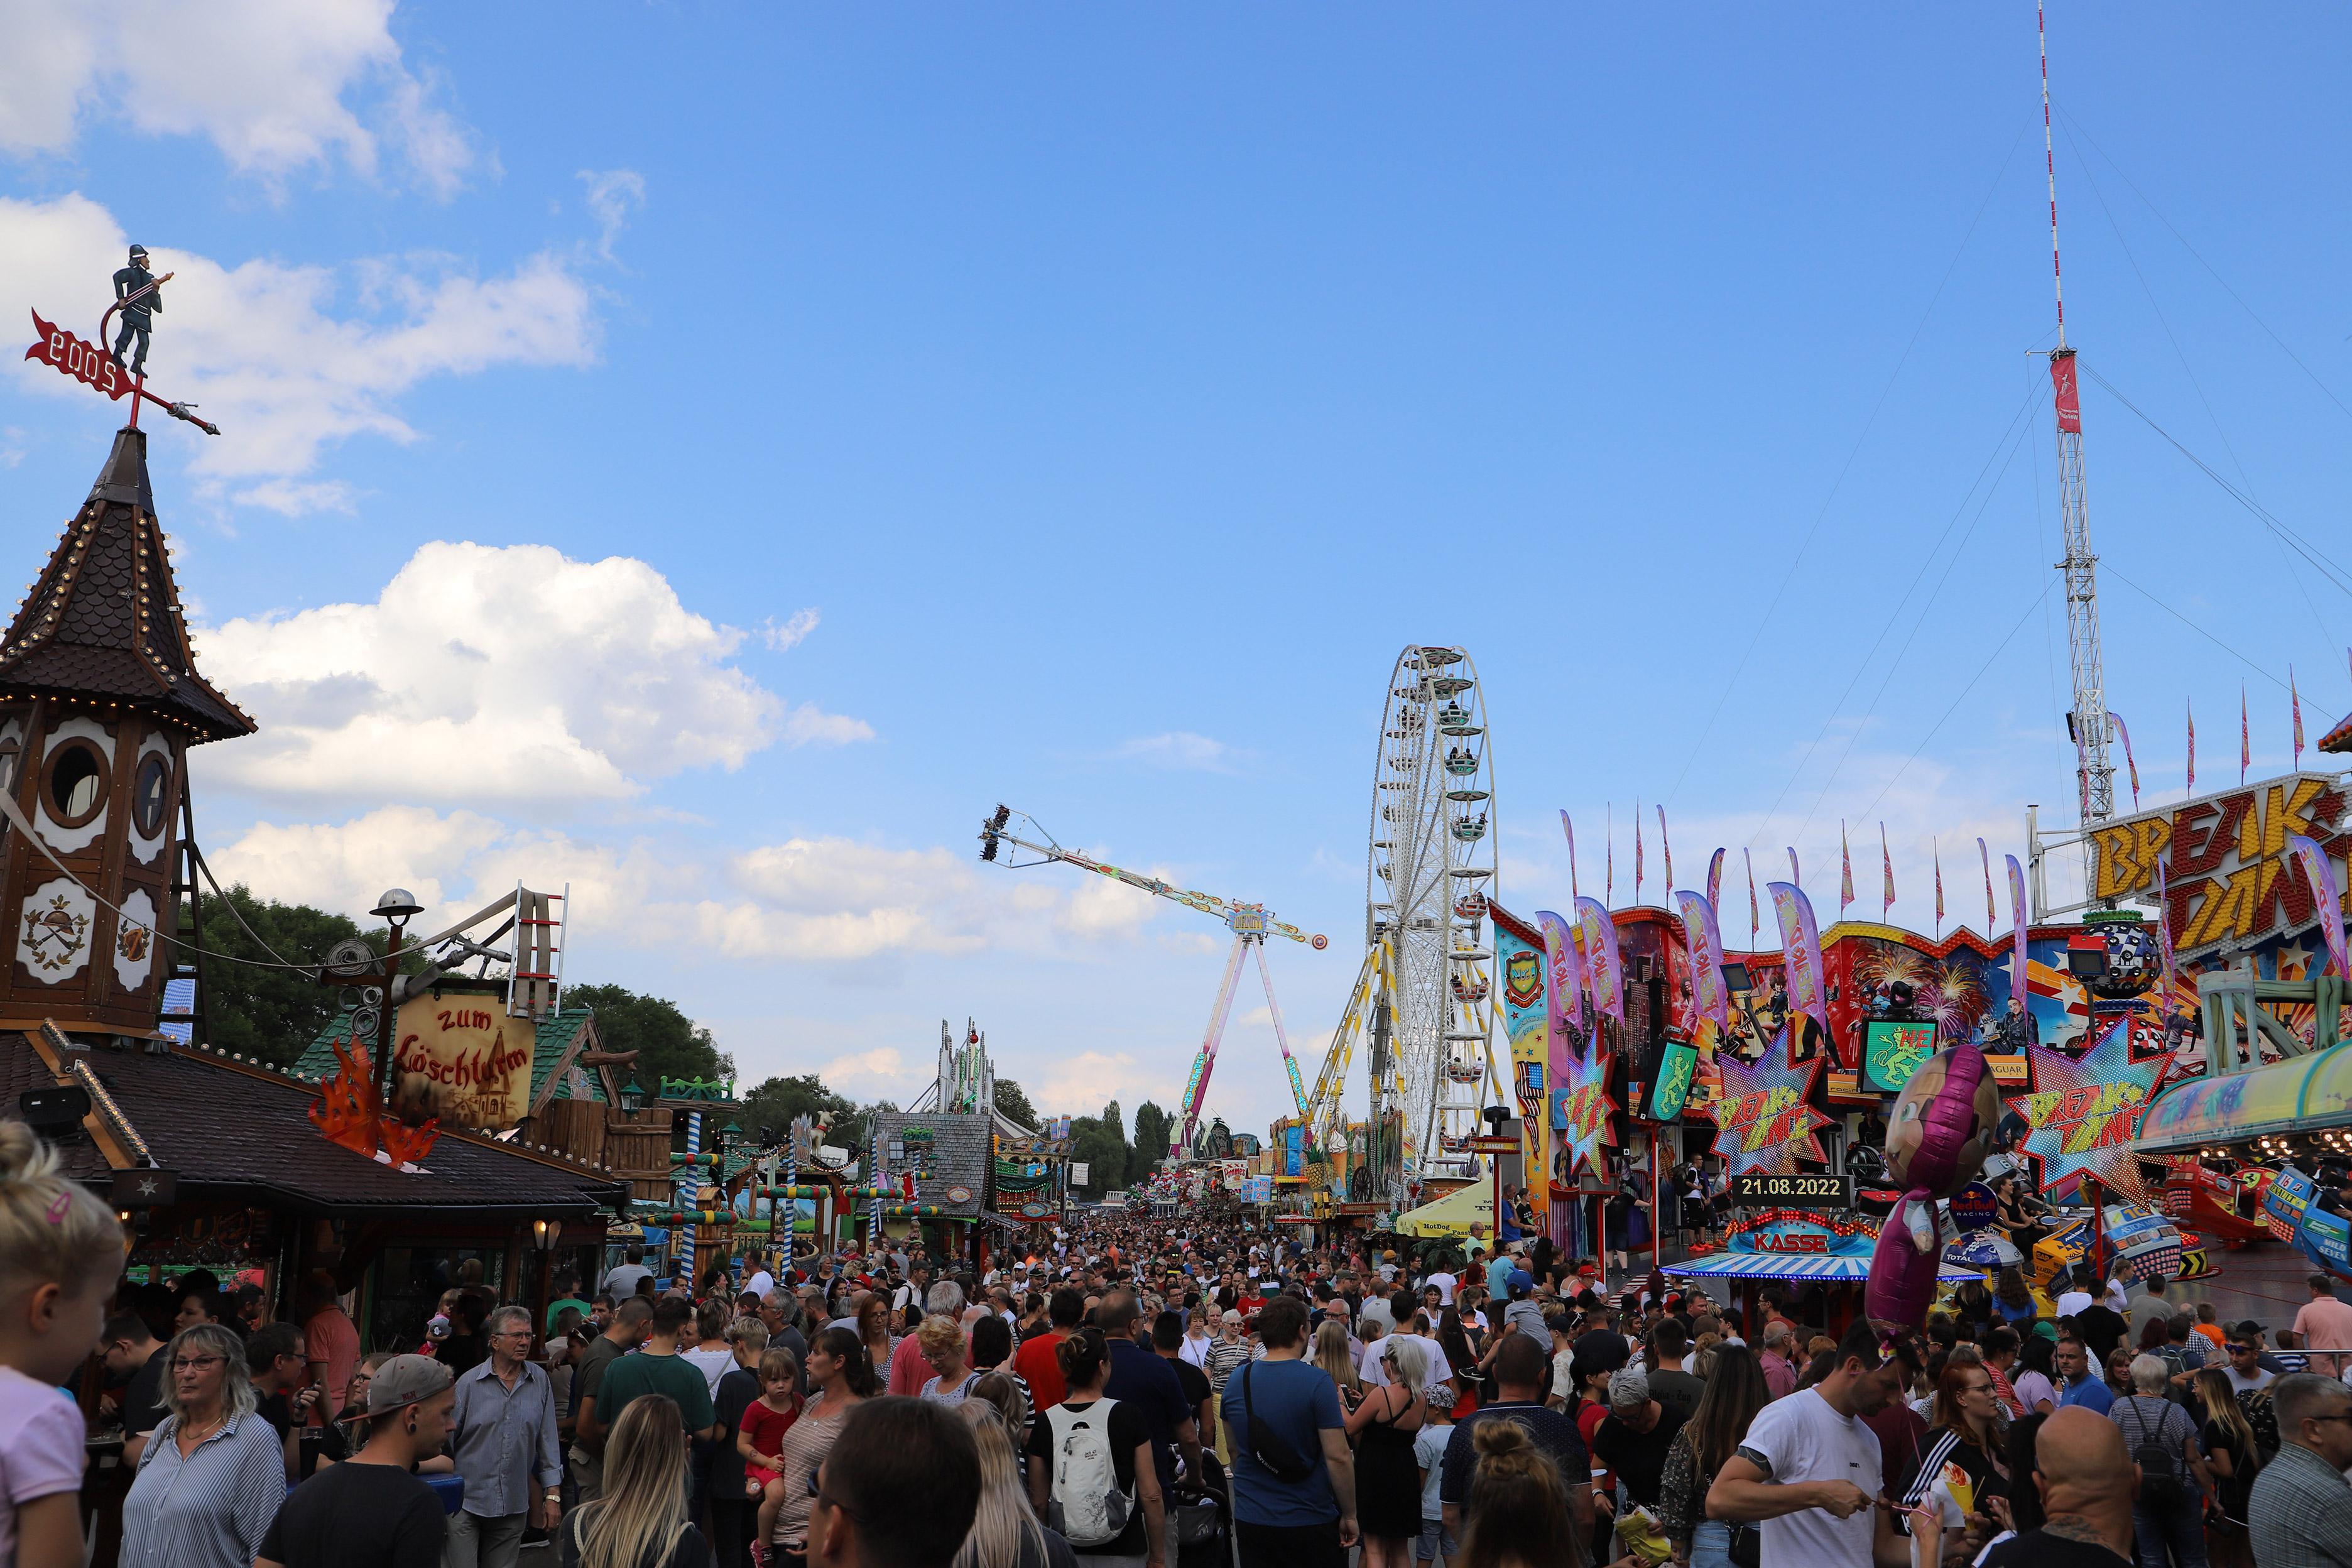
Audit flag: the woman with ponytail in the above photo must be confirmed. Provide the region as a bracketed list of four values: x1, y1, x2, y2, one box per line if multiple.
[1454, 1419, 1579, 1568]
[767, 1326, 873, 1567]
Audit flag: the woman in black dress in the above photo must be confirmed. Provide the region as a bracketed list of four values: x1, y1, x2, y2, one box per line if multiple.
[1347, 1334, 1432, 1568]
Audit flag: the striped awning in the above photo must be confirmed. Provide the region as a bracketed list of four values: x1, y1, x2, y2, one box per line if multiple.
[1665, 1251, 1986, 1283]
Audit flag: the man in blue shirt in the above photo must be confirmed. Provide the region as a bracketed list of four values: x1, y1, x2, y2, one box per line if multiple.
[1222, 1294, 1358, 1567]
[2054, 1335, 2114, 1413]
[1100, 1288, 1204, 1494]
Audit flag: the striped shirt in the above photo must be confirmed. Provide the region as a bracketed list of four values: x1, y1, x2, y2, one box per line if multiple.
[121, 1410, 286, 1568]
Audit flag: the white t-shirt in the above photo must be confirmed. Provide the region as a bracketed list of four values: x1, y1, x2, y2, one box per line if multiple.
[1360, 1297, 1396, 1336]
[2054, 1289, 2093, 1319]
[743, 1269, 776, 1300]
[1424, 1271, 1459, 1306]
[1361, 1334, 1453, 1389]
[2223, 1364, 2274, 1394]
[680, 1346, 736, 1398]
[1413, 1422, 1451, 1521]
[600, 1263, 652, 1300]
[1738, 1387, 1883, 1568]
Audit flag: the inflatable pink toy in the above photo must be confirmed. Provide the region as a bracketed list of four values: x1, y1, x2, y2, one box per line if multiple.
[1864, 1042, 1998, 1329]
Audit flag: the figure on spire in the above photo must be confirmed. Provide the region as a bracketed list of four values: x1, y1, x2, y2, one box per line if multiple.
[110, 244, 166, 379]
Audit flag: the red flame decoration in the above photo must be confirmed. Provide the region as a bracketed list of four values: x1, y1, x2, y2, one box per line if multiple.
[308, 1038, 439, 1166]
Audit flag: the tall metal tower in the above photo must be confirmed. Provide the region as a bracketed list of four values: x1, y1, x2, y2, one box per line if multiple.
[2041, 3, 2115, 878]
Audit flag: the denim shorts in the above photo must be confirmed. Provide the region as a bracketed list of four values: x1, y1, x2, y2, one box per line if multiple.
[1416, 1518, 1457, 1562]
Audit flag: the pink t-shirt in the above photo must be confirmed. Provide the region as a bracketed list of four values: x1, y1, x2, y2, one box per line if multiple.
[2292, 1294, 2352, 1378]
[887, 1332, 930, 1397]
[305, 1307, 361, 1422]
[0, 1366, 85, 1564]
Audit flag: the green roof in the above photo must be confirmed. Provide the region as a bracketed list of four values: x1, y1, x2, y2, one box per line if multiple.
[295, 1003, 604, 1108]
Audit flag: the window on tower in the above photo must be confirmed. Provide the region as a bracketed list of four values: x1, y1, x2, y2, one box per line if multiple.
[134, 753, 171, 836]
[45, 739, 106, 827]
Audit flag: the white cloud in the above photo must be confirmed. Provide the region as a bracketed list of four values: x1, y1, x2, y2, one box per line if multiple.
[1036, 1051, 1179, 1121]
[0, 0, 474, 194]
[578, 169, 644, 261]
[1, 193, 601, 498]
[196, 540, 869, 807]
[1116, 732, 1246, 773]
[762, 609, 820, 652]
[207, 803, 1180, 969]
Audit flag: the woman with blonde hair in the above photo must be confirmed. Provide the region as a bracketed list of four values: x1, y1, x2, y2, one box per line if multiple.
[2191, 1366, 2259, 1568]
[956, 1395, 1077, 1568]
[1454, 1418, 1581, 1568]
[121, 1323, 288, 1568]
[1313, 1318, 1365, 1416]
[558, 1393, 709, 1568]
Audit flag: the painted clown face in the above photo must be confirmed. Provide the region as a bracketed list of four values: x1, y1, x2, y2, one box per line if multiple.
[1882, 1048, 2000, 1197]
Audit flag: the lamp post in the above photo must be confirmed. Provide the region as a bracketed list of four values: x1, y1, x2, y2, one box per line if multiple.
[368, 888, 423, 1100]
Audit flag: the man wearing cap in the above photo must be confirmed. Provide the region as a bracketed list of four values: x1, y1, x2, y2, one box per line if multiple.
[258, 1354, 454, 1568]
[111, 244, 163, 376]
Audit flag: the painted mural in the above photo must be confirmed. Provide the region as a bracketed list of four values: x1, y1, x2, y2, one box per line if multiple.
[1493, 904, 1552, 1236]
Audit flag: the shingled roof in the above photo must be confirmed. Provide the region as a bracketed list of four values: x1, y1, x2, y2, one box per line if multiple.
[0, 1033, 628, 1218]
[873, 1109, 993, 1219]
[0, 427, 253, 740]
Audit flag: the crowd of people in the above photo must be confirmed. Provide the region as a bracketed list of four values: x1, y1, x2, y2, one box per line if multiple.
[9, 1117, 2352, 1568]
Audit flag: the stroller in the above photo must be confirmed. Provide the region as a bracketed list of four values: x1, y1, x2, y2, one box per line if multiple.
[1170, 1451, 1234, 1568]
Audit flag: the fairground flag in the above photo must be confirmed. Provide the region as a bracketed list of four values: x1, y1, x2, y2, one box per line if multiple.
[2292, 668, 2306, 767]
[1745, 849, 1760, 945]
[1657, 804, 1673, 894]
[1934, 839, 1944, 932]
[2153, 854, 2176, 994]
[2241, 683, 2250, 785]
[1840, 822, 1855, 914]
[1606, 804, 1614, 904]
[1576, 896, 1626, 1021]
[2285, 834, 2351, 981]
[2107, 710, 2140, 809]
[2007, 854, 2030, 1014]
[2186, 700, 2196, 795]
[1560, 810, 1578, 900]
[1978, 837, 1995, 935]
[1880, 822, 1894, 920]
[1635, 799, 1646, 905]
[1707, 847, 1725, 913]
[1788, 847, 1799, 887]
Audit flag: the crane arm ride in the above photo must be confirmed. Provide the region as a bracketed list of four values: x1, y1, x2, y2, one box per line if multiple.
[977, 804, 1326, 1158]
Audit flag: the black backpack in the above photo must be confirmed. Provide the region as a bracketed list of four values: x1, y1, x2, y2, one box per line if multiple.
[2120, 1397, 2184, 1510]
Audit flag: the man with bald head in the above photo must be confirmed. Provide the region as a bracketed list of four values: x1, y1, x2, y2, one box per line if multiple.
[2247, 1372, 2352, 1568]
[1979, 1407, 2136, 1568]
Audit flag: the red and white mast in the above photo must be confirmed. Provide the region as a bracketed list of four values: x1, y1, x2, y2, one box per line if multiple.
[2042, 3, 2115, 882]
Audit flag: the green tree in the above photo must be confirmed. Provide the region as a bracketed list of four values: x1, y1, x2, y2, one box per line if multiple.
[1068, 1099, 1128, 1195]
[565, 983, 729, 1092]
[197, 886, 374, 1067]
[1131, 1100, 1171, 1175]
[739, 1073, 857, 1143]
[993, 1077, 1039, 1130]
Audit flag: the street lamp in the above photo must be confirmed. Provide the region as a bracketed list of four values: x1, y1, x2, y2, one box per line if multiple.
[531, 1218, 562, 1251]
[619, 1079, 646, 1114]
[367, 888, 425, 1097]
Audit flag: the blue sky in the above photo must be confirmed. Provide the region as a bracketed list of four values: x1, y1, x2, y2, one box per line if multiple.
[4, 4, 2348, 1140]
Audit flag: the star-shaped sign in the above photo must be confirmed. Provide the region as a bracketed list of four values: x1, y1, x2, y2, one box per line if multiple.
[1709, 1032, 1835, 1175]
[2008, 1013, 2169, 1202]
[1550, 1034, 1617, 1180]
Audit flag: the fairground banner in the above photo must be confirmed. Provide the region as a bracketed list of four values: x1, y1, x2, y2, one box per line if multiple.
[390, 993, 536, 1129]
[1494, 904, 1552, 1238]
[2086, 773, 2349, 956]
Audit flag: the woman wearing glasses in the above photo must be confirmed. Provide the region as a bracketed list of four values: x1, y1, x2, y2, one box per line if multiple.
[121, 1324, 288, 1568]
[1897, 1361, 2012, 1564]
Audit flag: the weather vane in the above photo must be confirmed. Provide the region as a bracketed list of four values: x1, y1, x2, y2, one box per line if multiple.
[21, 242, 220, 435]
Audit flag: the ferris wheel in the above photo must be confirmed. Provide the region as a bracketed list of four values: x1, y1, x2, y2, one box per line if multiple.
[1367, 645, 1498, 1185]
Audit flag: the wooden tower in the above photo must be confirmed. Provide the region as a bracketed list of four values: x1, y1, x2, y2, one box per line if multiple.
[0, 427, 252, 1035]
